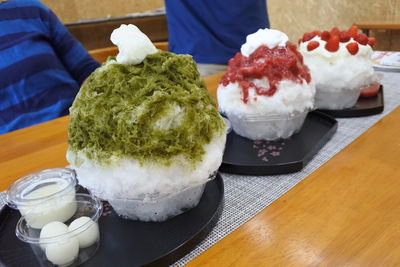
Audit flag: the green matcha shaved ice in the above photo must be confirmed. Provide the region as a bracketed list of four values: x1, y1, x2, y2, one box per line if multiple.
[68, 51, 225, 166]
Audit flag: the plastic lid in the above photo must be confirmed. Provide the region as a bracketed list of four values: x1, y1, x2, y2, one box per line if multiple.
[6, 168, 77, 209]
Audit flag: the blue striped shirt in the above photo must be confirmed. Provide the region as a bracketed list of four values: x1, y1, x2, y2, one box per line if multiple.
[0, 0, 99, 134]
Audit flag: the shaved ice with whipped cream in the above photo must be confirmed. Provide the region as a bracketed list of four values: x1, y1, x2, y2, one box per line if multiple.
[298, 26, 376, 109]
[218, 28, 315, 140]
[67, 24, 226, 222]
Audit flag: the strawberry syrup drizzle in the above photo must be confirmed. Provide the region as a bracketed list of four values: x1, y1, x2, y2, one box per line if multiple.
[220, 43, 311, 103]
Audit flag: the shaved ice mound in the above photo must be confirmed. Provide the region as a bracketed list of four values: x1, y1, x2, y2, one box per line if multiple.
[218, 28, 315, 140]
[67, 134, 225, 221]
[67, 25, 226, 222]
[298, 26, 376, 109]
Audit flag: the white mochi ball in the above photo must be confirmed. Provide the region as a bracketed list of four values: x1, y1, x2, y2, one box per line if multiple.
[68, 216, 99, 248]
[39, 221, 68, 250]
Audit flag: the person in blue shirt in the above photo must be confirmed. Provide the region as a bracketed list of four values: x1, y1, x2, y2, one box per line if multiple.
[0, 0, 99, 134]
[165, 0, 270, 76]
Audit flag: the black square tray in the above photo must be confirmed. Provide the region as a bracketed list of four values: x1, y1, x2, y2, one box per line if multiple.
[219, 111, 338, 175]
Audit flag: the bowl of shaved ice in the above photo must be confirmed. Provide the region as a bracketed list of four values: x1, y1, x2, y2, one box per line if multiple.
[218, 28, 315, 141]
[66, 25, 226, 222]
[298, 26, 376, 110]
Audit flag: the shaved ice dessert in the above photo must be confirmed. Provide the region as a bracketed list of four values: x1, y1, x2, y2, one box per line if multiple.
[67, 24, 226, 222]
[218, 28, 315, 140]
[298, 26, 377, 109]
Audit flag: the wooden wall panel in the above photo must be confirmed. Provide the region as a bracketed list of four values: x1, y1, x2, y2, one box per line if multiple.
[268, 0, 400, 50]
[41, 0, 399, 51]
[66, 15, 168, 50]
[41, 0, 164, 24]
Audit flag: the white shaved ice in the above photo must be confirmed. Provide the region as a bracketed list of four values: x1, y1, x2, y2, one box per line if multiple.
[66, 133, 226, 222]
[218, 78, 315, 140]
[218, 78, 315, 117]
[299, 36, 375, 109]
[153, 105, 184, 131]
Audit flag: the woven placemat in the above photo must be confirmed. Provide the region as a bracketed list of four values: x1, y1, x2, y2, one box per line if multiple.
[173, 71, 400, 266]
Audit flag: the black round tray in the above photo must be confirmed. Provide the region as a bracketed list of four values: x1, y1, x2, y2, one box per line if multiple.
[219, 111, 337, 175]
[0, 174, 224, 267]
[318, 85, 384, 118]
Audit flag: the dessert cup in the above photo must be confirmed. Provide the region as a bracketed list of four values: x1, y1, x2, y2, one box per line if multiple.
[5, 168, 77, 229]
[108, 173, 217, 222]
[67, 25, 226, 224]
[299, 27, 377, 111]
[16, 193, 102, 267]
[315, 88, 362, 110]
[228, 110, 309, 140]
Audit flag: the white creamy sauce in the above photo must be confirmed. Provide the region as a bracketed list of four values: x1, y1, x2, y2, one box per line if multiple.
[19, 182, 76, 229]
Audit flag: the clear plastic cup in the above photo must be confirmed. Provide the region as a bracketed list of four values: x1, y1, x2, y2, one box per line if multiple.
[315, 88, 362, 110]
[227, 110, 309, 140]
[108, 173, 217, 222]
[5, 168, 77, 229]
[16, 193, 103, 267]
[315, 73, 383, 110]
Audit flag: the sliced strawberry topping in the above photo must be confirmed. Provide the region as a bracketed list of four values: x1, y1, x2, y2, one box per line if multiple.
[355, 33, 369, 45]
[221, 43, 311, 103]
[367, 37, 376, 47]
[302, 32, 316, 42]
[348, 25, 359, 38]
[325, 35, 340, 52]
[330, 27, 340, 36]
[321, 31, 331, 41]
[346, 42, 359, 55]
[307, 41, 320, 51]
[312, 30, 322, 36]
[339, 31, 351, 42]
[301, 26, 376, 55]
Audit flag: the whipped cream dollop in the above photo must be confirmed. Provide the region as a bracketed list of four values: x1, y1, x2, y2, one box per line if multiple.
[241, 28, 289, 57]
[110, 24, 157, 65]
[299, 36, 374, 92]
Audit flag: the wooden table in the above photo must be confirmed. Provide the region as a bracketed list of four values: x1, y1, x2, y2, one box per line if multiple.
[188, 107, 400, 266]
[354, 21, 400, 36]
[2, 73, 400, 266]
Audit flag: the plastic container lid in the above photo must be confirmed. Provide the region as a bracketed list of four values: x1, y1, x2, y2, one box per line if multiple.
[5, 168, 77, 209]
